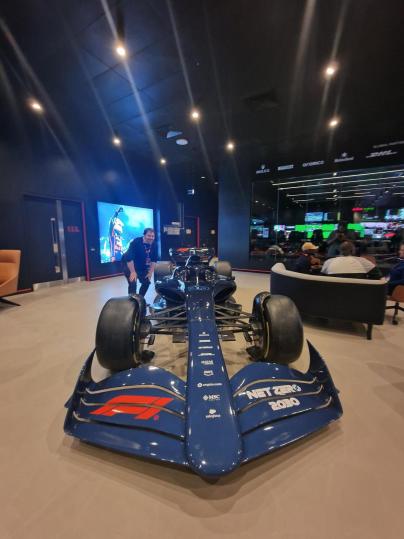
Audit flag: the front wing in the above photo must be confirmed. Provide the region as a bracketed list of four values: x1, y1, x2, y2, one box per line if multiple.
[64, 341, 342, 476]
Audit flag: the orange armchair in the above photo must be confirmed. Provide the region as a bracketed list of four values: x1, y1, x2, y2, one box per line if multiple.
[386, 285, 404, 325]
[0, 250, 21, 306]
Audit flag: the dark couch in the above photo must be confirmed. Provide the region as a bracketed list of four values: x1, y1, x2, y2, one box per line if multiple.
[270, 263, 387, 339]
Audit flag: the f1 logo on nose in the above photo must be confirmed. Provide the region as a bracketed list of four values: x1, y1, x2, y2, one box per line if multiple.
[91, 395, 173, 420]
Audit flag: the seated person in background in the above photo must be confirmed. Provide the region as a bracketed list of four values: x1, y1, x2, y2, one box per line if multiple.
[294, 242, 322, 274]
[387, 242, 404, 295]
[321, 241, 382, 279]
[311, 229, 324, 245]
[326, 223, 347, 257]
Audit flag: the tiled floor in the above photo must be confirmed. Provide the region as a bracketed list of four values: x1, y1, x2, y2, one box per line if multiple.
[0, 272, 403, 539]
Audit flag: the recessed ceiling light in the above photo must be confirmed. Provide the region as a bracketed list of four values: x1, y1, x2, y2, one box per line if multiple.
[190, 109, 201, 121]
[176, 138, 189, 146]
[324, 63, 338, 78]
[328, 117, 340, 128]
[333, 172, 337, 176]
[29, 99, 43, 113]
[201, 176, 206, 179]
[112, 136, 121, 146]
[115, 43, 127, 58]
[160, 157, 167, 165]
[226, 140, 235, 152]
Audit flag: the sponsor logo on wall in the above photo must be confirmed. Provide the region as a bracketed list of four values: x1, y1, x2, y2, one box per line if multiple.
[334, 152, 354, 163]
[255, 164, 270, 174]
[277, 164, 294, 171]
[373, 140, 404, 149]
[302, 160, 325, 168]
[366, 149, 398, 159]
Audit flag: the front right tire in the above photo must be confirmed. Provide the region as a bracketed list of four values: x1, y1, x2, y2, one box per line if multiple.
[250, 293, 303, 365]
[96, 295, 146, 371]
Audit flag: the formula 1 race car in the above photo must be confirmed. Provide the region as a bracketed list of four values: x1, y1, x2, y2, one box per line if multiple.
[64, 255, 342, 477]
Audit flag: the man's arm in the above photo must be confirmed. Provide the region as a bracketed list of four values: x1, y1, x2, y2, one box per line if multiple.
[125, 241, 137, 282]
[147, 243, 158, 279]
[126, 260, 137, 281]
[327, 232, 337, 245]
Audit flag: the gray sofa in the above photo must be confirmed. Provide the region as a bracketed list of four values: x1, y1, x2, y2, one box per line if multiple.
[270, 263, 387, 339]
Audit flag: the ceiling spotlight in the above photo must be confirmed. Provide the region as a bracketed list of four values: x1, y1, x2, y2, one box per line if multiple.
[29, 99, 43, 113]
[324, 63, 338, 78]
[333, 172, 337, 176]
[214, 181, 218, 185]
[328, 117, 340, 128]
[112, 136, 121, 146]
[190, 109, 201, 121]
[160, 157, 167, 165]
[201, 176, 206, 179]
[176, 138, 189, 146]
[226, 141, 235, 152]
[115, 43, 127, 58]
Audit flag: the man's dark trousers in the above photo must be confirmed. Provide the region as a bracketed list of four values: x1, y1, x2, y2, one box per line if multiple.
[126, 270, 151, 297]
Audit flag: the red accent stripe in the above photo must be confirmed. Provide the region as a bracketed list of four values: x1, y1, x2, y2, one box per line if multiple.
[196, 216, 200, 248]
[90, 272, 124, 281]
[81, 202, 90, 281]
[185, 215, 200, 248]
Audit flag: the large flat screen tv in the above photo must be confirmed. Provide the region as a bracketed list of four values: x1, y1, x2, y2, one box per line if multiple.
[97, 201, 154, 263]
[305, 212, 323, 223]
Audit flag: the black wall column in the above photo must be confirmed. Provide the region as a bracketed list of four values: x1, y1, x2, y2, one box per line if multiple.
[218, 157, 252, 269]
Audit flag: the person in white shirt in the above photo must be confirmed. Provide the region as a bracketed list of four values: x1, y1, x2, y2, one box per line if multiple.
[322, 241, 382, 279]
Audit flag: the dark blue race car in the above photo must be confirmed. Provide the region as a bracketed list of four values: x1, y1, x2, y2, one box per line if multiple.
[64, 256, 342, 477]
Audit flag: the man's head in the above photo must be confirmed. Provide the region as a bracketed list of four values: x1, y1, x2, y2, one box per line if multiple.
[337, 222, 347, 232]
[143, 228, 155, 244]
[340, 241, 355, 256]
[302, 242, 318, 255]
[399, 242, 404, 259]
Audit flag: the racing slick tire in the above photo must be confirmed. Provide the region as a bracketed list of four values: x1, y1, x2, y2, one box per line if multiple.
[250, 293, 303, 365]
[154, 261, 173, 283]
[214, 260, 232, 278]
[96, 295, 147, 371]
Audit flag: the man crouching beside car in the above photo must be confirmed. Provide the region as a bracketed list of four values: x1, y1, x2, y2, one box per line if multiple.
[122, 228, 158, 296]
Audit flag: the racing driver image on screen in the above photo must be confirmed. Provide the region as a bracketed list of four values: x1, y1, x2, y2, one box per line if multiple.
[108, 207, 124, 262]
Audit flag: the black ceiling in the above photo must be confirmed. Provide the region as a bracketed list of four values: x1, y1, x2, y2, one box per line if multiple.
[1, 0, 404, 180]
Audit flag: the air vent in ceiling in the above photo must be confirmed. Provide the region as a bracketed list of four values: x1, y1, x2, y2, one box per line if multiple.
[243, 89, 279, 111]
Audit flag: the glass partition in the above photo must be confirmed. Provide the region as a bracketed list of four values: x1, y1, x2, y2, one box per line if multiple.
[249, 165, 404, 270]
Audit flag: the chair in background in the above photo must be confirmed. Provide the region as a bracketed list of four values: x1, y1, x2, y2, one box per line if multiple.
[386, 285, 404, 325]
[270, 263, 387, 340]
[0, 250, 21, 306]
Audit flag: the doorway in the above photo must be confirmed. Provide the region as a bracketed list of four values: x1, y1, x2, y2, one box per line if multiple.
[23, 195, 87, 288]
